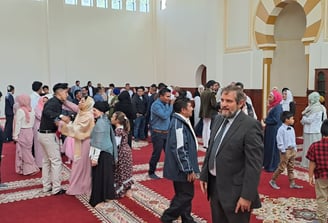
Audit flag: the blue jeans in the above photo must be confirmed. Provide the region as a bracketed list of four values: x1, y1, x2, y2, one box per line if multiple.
[149, 131, 167, 174]
[134, 116, 146, 140]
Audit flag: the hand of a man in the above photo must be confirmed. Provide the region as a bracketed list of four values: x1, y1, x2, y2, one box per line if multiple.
[199, 180, 207, 195]
[187, 172, 197, 182]
[61, 116, 71, 123]
[235, 197, 252, 213]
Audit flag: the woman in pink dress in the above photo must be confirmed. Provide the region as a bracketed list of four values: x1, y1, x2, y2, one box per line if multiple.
[13, 94, 39, 175]
[59, 96, 95, 195]
[33, 96, 50, 168]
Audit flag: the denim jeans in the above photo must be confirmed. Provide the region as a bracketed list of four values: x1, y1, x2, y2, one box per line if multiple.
[149, 131, 167, 174]
[134, 116, 146, 140]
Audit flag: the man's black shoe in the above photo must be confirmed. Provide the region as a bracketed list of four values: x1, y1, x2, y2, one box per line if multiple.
[54, 189, 66, 195]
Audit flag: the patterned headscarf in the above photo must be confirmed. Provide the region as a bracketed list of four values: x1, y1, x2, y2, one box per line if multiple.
[16, 94, 32, 123]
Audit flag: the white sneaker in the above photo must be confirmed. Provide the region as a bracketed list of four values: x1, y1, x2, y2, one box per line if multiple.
[269, 180, 280, 189]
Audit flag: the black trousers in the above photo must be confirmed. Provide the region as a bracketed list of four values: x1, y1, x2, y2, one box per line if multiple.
[209, 174, 250, 223]
[4, 115, 13, 141]
[148, 131, 167, 174]
[161, 181, 195, 223]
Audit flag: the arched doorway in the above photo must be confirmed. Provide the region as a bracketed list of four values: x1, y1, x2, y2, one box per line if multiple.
[195, 64, 207, 86]
[254, 0, 323, 118]
[270, 2, 307, 96]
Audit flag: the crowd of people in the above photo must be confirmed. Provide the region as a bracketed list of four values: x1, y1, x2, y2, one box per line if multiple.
[0, 79, 327, 222]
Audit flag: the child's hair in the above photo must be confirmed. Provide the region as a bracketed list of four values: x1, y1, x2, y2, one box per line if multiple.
[280, 111, 293, 123]
[113, 111, 130, 132]
[320, 119, 328, 137]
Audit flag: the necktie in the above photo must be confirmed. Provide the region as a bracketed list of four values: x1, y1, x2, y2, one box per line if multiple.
[287, 127, 291, 130]
[208, 119, 229, 171]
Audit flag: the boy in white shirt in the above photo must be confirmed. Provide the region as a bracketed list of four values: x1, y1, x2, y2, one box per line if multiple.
[269, 111, 303, 189]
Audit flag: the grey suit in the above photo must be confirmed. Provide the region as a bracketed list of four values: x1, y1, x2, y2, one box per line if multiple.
[200, 111, 263, 223]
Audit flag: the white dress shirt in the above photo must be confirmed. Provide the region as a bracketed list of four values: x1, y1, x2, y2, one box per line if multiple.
[276, 124, 296, 152]
[210, 110, 240, 176]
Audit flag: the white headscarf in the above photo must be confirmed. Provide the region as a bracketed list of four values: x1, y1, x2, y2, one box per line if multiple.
[281, 90, 293, 111]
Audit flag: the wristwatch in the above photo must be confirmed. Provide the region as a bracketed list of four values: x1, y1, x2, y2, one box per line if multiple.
[59, 114, 64, 120]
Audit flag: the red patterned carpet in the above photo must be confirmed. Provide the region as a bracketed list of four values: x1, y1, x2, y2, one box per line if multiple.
[0, 139, 317, 222]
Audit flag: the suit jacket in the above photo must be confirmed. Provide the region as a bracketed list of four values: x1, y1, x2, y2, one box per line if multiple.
[199, 89, 218, 119]
[200, 111, 263, 209]
[5, 93, 14, 116]
[86, 86, 95, 97]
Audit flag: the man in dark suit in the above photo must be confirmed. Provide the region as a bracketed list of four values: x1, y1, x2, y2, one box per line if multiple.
[199, 85, 263, 223]
[4, 85, 15, 142]
[86, 81, 95, 97]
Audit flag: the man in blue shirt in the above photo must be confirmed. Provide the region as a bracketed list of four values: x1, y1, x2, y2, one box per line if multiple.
[148, 88, 174, 179]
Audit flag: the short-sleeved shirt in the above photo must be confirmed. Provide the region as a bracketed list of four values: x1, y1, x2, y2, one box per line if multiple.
[306, 137, 328, 179]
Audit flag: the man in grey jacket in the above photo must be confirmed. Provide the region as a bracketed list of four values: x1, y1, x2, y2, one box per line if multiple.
[161, 98, 200, 223]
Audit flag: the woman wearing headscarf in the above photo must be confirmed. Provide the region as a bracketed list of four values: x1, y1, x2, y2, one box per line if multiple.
[263, 90, 283, 172]
[13, 94, 39, 175]
[301, 92, 327, 168]
[281, 88, 296, 115]
[89, 101, 117, 207]
[33, 95, 51, 168]
[59, 96, 95, 195]
[114, 91, 136, 147]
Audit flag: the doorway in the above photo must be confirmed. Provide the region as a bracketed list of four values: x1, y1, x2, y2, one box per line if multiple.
[195, 64, 207, 86]
[270, 1, 307, 96]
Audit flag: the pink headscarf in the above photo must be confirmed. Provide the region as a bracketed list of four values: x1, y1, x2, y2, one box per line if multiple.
[16, 94, 32, 123]
[268, 90, 282, 110]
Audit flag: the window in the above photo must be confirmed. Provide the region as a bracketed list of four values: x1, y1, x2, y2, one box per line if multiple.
[140, 0, 149, 13]
[126, 0, 136, 11]
[96, 0, 108, 8]
[160, 0, 167, 10]
[65, 0, 77, 5]
[81, 0, 93, 7]
[111, 0, 122, 10]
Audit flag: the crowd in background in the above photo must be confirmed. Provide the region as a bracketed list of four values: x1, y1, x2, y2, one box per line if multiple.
[0, 79, 327, 222]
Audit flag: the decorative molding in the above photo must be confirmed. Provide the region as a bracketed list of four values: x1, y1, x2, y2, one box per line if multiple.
[224, 0, 253, 53]
[325, 0, 328, 41]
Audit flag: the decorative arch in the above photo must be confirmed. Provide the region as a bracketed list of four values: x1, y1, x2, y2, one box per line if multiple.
[254, 0, 323, 117]
[255, 0, 323, 48]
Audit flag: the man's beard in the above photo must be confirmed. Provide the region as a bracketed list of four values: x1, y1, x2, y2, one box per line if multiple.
[221, 109, 238, 119]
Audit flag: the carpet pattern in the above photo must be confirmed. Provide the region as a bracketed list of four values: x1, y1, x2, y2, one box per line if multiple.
[0, 139, 319, 222]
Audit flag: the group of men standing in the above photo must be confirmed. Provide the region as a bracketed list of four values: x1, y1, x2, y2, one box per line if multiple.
[147, 82, 263, 223]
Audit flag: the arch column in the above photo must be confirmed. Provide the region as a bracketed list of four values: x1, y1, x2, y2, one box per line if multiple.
[302, 40, 312, 90]
[260, 46, 276, 118]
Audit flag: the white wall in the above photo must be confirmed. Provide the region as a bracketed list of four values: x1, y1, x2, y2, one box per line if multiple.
[0, 0, 155, 116]
[0, 0, 48, 116]
[155, 0, 224, 87]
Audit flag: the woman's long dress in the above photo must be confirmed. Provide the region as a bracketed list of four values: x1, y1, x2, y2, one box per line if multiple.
[33, 106, 44, 168]
[16, 128, 39, 175]
[114, 128, 134, 198]
[263, 104, 283, 172]
[66, 138, 92, 195]
[89, 151, 116, 207]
